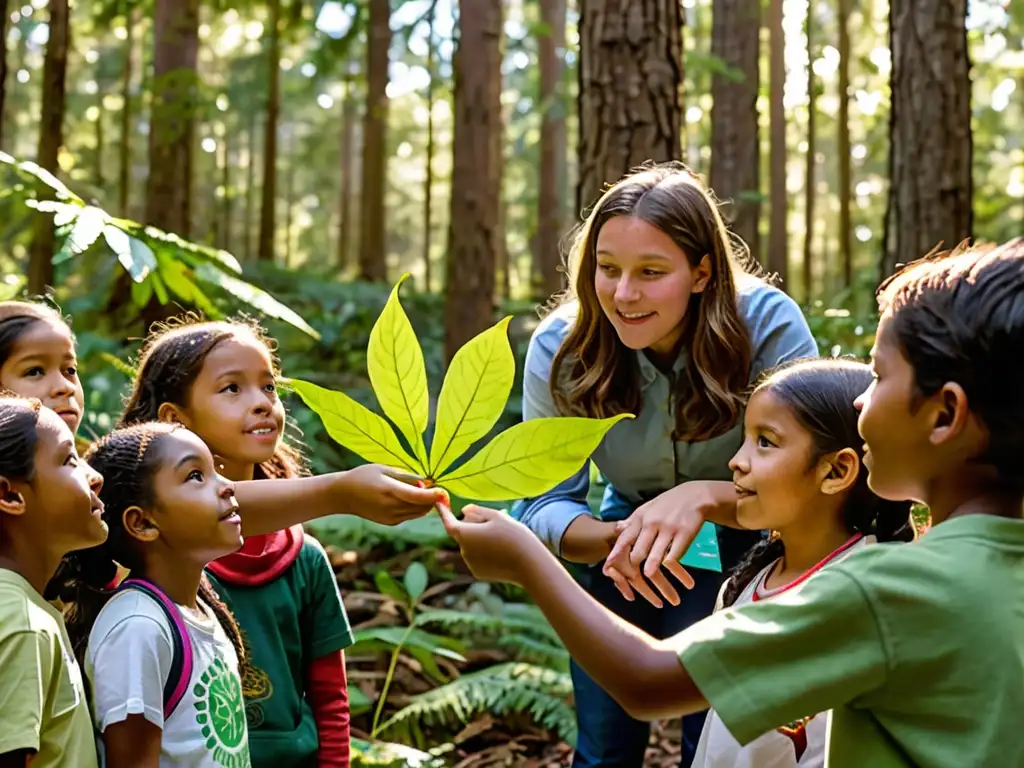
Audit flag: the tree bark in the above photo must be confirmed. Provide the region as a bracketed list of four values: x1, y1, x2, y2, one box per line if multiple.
[423, 0, 436, 291]
[767, 0, 788, 285]
[837, 0, 852, 288]
[444, 0, 503, 365]
[708, 0, 760, 262]
[118, 7, 136, 217]
[258, 0, 281, 262]
[27, 0, 69, 295]
[338, 76, 355, 273]
[145, 0, 200, 238]
[576, 0, 683, 213]
[244, 108, 258, 262]
[0, 0, 9, 151]
[536, 0, 567, 300]
[802, 2, 816, 303]
[359, 0, 391, 282]
[883, 0, 972, 278]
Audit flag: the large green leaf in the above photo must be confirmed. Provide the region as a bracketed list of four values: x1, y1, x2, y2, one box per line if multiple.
[403, 562, 428, 602]
[194, 262, 320, 340]
[103, 226, 156, 283]
[367, 274, 429, 470]
[436, 415, 632, 501]
[428, 316, 514, 477]
[53, 206, 107, 262]
[289, 378, 420, 473]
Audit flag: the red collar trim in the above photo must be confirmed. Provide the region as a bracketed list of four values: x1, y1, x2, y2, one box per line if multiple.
[752, 533, 864, 602]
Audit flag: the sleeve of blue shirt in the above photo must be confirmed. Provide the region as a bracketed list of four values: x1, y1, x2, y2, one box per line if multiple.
[743, 282, 820, 380]
[510, 312, 593, 556]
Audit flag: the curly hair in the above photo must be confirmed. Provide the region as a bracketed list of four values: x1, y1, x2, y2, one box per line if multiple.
[50, 422, 249, 677]
[721, 359, 914, 607]
[119, 313, 307, 480]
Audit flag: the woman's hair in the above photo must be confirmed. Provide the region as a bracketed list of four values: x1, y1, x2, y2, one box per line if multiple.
[119, 314, 306, 480]
[51, 423, 248, 674]
[0, 395, 42, 483]
[878, 238, 1024, 490]
[721, 359, 914, 607]
[0, 300, 73, 369]
[549, 162, 760, 442]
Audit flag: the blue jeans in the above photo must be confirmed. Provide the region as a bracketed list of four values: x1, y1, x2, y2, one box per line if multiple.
[570, 529, 761, 768]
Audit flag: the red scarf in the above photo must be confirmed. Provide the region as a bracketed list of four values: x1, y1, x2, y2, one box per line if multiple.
[207, 524, 305, 587]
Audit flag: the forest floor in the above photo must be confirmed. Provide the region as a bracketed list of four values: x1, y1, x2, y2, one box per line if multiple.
[325, 536, 686, 767]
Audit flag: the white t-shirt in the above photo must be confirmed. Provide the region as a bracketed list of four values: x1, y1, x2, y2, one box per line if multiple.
[692, 535, 874, 768]
[85, 589, 251, 768]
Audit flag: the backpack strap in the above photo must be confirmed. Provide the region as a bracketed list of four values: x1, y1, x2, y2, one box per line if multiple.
[115, 578, 194, 719]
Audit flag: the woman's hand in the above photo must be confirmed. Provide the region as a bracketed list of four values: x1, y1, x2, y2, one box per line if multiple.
[603, 481, 736, 606]
[341, 465, 448, 526]
[438, 502, 548, 585]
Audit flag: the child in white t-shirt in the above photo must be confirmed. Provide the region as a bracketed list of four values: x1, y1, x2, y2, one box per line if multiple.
[691, 360, 913, 768]
[59, 423, 252, 767]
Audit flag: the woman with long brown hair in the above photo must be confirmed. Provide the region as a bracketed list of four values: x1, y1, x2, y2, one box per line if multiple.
[513, 162, 817, 767]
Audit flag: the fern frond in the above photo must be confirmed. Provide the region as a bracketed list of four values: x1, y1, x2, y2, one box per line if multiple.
[378, 662, 576, 746]
[415, 607, 563, 646]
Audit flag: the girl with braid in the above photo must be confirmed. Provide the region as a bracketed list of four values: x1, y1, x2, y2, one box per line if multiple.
[121, 318, 354, 768]
[56, 422, 253, 768]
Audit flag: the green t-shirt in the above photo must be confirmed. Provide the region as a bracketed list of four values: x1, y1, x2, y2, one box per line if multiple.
[675, 515, 1024, 768]
[208, 536, 354, 767]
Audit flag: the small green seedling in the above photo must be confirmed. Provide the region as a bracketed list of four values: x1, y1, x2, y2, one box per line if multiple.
[290, 274, 631, 501]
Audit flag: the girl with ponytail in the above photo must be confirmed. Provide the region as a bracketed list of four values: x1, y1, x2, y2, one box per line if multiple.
[55, 422, 253, 768]
[693, 359, 914, 767]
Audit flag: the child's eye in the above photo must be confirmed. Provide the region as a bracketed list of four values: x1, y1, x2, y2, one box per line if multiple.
[642, 269, 664, 277]
[66, 366, 78, 377]
[23, 366, 43, 377]
[220, 383, 240, 394]
[756, 435, 776, 449]
[64, 453, 78, 467]
[187, 469, 204, 482]
[264, 382, 277, 394]
[597, 264, 617, 274]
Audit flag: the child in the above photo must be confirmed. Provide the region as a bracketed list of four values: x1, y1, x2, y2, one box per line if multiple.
[0, 301, 85, 436]
[120, 318, 354, 767]
[0, 301, 445, 537]
[0, 396, 106, 768]
[695, 359, 913, 768]
[56, 422, 252, 767]
[439, 239, 1024, 767]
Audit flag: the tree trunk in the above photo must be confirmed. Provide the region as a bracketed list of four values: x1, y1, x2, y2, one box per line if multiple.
[359, 0, 391, 282]
[0, 0, 9, 152]
[837, 0, 852, 288]
[576, 0, 683, 213]
[883, 0, 972, 278]
[338, 76, 355, 273]
[257, 0, 281, 262]
[768, 0, 788, 285]
[422, 1, 436, 292]
[444, 0, 503, 365]
[118, 7, 136, 217]
[221, 135, 232, 252]
[244, 108, 258, 261]
[94, 94, 105, 189]
[802, 1, 816, 302]
[708, 0, 760, 262]
[536, 0, 567, 300]
[27, 0, 69, 295]
[145, 0, 199, 238]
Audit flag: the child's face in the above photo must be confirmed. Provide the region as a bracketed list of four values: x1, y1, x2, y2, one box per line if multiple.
[144, 429, 242, 563]
[0, 319, 84, 433]
[15, 408, 106, 554]
[856, 314, 932, 502]
[174, 334, 286, 480]
[729, 389, 830, 532]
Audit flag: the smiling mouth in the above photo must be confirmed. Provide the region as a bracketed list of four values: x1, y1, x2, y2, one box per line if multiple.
[734, 485, 756, 499]
[246, 425, 278, 437]
[616, 310, 655, 323]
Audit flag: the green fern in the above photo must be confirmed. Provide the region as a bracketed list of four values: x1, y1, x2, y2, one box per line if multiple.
[415, 606, 563, 646]
[377, 662, 576, 747]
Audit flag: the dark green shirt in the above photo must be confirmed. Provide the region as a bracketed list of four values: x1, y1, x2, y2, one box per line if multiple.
[209, 536, 353, 767]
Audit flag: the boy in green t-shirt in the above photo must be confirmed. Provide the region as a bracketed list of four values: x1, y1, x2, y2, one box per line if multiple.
[438, 238, 1024, 768]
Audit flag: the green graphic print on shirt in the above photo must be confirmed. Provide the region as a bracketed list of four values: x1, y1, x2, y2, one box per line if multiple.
[193, 657, 252, 768]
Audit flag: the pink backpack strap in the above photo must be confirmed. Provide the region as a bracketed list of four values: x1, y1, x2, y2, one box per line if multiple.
[115, 578, 194, 719]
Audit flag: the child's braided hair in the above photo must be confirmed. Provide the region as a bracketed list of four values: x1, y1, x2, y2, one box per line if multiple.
[51, 422, 249, 676]
[119, 313, 307, 480]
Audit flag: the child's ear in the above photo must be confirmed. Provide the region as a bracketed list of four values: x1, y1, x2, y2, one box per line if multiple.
[123, 505, 160, 543]
[157, 402, 189, 427]
[929, 382, 971, 445]
[819, 448, 860, 496]
[691, 254, 712, 294]
[0, 476, 27, 516]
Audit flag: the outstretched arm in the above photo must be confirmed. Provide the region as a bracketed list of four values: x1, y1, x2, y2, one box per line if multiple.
[234, 464, 446, 536]
[440, 504, 708, 721]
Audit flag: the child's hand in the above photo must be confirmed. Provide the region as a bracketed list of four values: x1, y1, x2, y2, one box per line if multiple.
[438, 502, 542, 585]
[343, 464, 447, 526]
